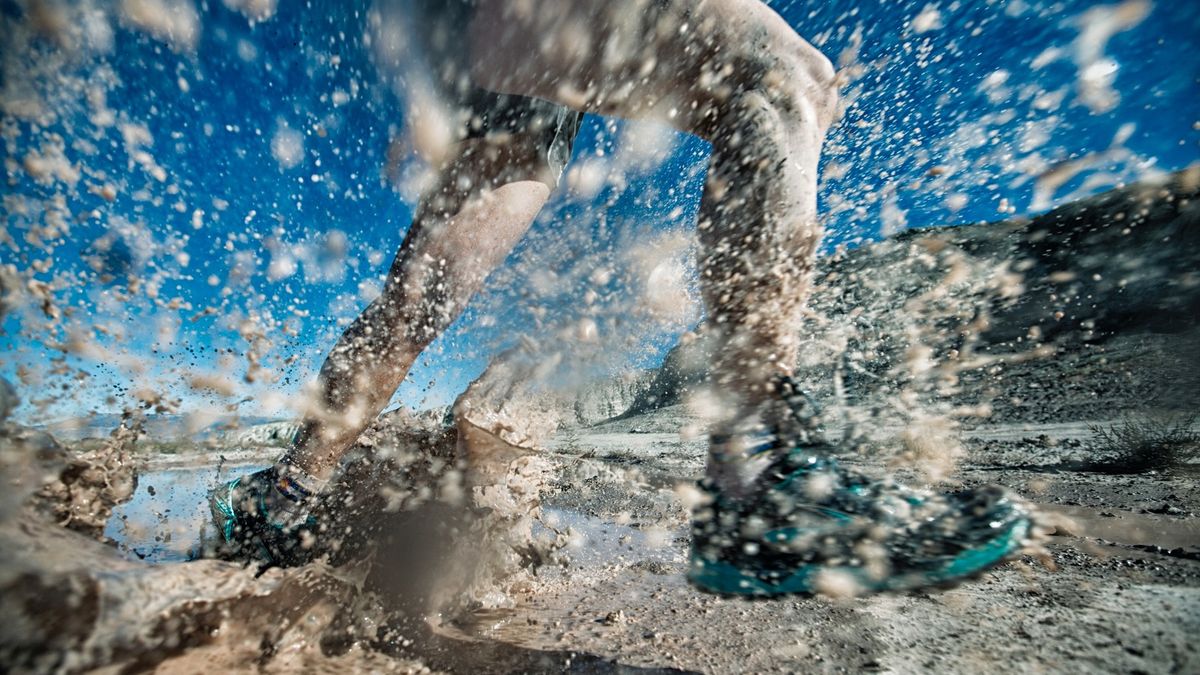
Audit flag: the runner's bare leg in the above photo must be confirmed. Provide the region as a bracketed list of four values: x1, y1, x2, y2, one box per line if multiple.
[468, 0, 838, 495]
[284, 0, 836, 493]
[283, 136, 556, 480]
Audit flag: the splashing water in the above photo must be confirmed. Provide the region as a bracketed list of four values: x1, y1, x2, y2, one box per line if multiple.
[2, 0, 1198, 670]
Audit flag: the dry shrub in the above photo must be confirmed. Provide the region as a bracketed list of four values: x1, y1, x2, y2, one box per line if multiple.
[1086, 414, 1200, 473]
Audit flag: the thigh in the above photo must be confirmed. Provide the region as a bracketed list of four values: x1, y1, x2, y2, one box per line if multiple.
[390, 0, 584, 185]
[413, 128, 566, 225]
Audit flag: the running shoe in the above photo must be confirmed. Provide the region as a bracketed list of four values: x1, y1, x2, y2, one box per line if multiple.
[688, 382, 1032, 596]
[207, 466, 322, 567]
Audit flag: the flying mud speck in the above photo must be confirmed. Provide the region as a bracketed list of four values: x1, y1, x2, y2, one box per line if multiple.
[270, 124, 305, 170]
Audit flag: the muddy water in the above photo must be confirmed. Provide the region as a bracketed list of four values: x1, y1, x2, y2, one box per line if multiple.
[104, 462, 683, 569]
[89, 462, 693, 673]
[104, 463, 1198, 568]
[1044, 504, 1200, 550]
[106, 463, 265, 562]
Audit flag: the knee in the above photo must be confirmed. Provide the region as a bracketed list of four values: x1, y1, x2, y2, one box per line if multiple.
[803, 48, 839, 127]
[730, 32, 837, 134]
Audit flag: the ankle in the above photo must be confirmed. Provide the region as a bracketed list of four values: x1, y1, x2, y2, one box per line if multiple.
[706, 430, 776, 501]
[270, 461, 328, 503]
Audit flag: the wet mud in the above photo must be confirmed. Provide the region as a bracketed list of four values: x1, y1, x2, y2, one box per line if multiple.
[4, 413, 1199, 673]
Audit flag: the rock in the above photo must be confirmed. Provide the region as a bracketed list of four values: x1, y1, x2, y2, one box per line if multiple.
[601, 610, 626, 626]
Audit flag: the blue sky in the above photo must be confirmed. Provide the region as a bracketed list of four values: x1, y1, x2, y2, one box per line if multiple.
[1, 0, 1196, 423]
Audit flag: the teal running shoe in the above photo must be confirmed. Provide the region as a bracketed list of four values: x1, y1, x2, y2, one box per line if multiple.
[688, 382, 1033, 597]
[207, 466, 322, 567]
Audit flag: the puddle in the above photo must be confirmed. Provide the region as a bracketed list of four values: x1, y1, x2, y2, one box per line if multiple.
[445, 507, 687, 650]
[106, 462, 686, 568]
[1042, 504, 1200, 550]
[105, 463, 265, 562]
[110, 459, 1199, 571]
[540, 507, 686, 570]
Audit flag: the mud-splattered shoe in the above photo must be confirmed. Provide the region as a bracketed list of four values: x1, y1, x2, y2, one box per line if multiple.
[688, 381, 1032, 596]
[207, 466, 323, 568]
[688, 456, 1032, 596]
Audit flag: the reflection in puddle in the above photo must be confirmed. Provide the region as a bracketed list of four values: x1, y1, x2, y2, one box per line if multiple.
[539, 507, 685, 570]
[105, 464, 264, 562]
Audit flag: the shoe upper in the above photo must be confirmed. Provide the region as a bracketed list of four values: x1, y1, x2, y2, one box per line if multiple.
[690, 378, 1032, 595]
[207, 467, 321, 567]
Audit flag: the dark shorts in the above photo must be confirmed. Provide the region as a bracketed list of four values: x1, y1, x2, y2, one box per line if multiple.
[411, 0, 584, 181]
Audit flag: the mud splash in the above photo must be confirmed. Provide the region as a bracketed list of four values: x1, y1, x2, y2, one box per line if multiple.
[1, 401, 590, 673]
